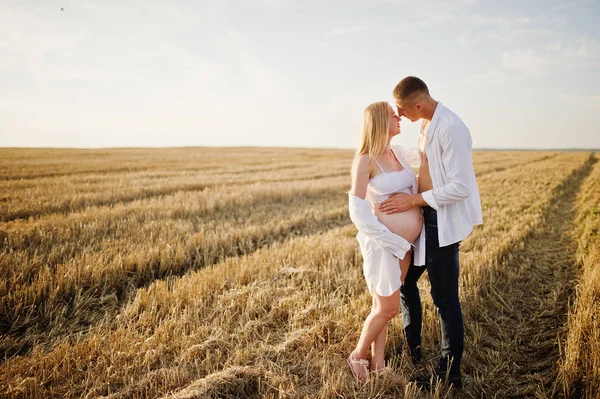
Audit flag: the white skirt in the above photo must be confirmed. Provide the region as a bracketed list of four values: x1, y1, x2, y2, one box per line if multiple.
[357, 231, 404, 297]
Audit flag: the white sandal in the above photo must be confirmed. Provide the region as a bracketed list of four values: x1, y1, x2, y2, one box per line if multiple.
[346, 352, 370, 382]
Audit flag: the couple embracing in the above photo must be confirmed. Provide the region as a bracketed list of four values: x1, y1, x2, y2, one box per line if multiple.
[347, 76, 482, 388]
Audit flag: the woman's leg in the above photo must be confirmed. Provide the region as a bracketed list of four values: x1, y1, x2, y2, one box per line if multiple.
[370, 322, 388, 372]
[350, 287, 400, 379]
[372, 254, 410, 371]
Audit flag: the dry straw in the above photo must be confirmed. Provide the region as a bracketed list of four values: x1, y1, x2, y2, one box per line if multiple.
[1, 148, 597, 398]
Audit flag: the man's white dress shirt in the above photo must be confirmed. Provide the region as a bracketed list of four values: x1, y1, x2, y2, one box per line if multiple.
[419, 102, 483, 247]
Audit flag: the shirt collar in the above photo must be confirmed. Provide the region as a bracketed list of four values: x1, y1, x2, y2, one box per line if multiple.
[426, 101, 443, 137]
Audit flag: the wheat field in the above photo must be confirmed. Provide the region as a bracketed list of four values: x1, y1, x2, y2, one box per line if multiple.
[0, 147, 598, 399]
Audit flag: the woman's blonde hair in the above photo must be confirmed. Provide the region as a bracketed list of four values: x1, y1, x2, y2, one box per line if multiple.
[354, 101, 391, 173]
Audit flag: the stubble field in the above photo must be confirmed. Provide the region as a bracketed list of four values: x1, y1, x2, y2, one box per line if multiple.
[0, 147, 598, 398]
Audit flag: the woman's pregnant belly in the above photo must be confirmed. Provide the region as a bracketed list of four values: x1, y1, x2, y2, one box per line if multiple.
[374, 206, 423, 243]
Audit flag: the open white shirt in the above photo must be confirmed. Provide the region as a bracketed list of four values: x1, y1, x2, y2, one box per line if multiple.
[419, 102, 483, 247]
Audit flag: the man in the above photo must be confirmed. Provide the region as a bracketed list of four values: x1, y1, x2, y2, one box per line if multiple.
[378, 76, 482, 388]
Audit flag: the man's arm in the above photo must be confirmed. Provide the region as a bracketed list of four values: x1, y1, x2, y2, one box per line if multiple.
[378, 192, 427, 214]
[421, 124, 472, 209]
[379, 125, 473, 214]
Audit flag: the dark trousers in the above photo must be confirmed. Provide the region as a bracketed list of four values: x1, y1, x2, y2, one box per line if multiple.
[400, 206, 464, 375]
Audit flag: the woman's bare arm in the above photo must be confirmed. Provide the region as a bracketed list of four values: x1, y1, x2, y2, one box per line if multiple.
[351, 154, 370, 200]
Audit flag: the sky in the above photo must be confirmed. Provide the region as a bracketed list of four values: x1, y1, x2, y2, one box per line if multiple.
[1, 0, 599, 149]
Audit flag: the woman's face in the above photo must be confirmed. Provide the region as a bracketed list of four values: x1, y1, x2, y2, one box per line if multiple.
[387, 105, 401, 137]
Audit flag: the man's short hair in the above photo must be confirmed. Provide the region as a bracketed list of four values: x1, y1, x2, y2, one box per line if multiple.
[393, 76, 429, 102]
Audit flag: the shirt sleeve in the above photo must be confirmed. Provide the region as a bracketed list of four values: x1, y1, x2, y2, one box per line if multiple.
[421, 189, 439, 210]
[348, 192, 412, 260]
[428, 124, 473, 207]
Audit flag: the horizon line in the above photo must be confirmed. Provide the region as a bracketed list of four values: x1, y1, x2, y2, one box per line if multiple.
[1, 145, 598, 152]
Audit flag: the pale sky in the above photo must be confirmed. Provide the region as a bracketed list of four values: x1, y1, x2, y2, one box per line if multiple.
[1, 0, 599, 149]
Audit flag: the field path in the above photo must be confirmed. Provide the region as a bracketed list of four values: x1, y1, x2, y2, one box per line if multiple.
[467, 154, 597, 398]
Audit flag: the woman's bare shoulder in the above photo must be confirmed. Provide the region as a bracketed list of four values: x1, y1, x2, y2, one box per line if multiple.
[352, 153, 371, 173]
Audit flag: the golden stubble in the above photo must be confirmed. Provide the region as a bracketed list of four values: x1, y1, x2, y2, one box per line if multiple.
[0, 147, 597, 398]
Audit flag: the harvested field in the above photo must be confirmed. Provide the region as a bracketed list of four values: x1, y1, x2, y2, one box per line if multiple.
[1, 147, 598, 398]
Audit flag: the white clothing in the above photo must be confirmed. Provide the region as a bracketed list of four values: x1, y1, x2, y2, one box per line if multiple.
[368, 160, 413, 204]
[419, 102, 483, 246]
[348, 146, 426, 297]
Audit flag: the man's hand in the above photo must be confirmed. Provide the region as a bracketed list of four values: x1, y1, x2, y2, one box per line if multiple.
[379, 192, 427, 214]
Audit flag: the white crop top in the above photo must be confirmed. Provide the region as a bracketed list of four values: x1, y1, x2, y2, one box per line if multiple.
[368, 159, 413, 204]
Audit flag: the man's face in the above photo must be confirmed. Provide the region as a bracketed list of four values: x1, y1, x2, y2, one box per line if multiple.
[395, 98, 421, 122]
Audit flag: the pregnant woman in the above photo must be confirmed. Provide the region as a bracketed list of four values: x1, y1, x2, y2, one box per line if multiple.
[347, 101, 425, 383]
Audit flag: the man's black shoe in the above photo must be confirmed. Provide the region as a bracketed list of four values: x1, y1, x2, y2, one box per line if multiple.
[411, 372, 462, 390]
[409, 347, 422, 364]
